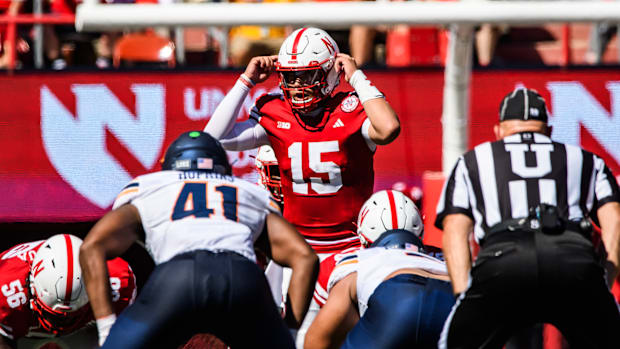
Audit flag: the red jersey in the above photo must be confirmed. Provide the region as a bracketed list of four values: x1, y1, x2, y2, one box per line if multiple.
[0, 241, 136, 340]
[313, 247, 360, 307]
[253, 91, 373, 253]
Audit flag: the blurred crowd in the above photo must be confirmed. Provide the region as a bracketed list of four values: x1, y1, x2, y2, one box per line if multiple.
[1, 0, 618, 70]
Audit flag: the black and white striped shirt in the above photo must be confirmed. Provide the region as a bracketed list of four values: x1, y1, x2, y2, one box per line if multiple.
[435, 132, 620, 243]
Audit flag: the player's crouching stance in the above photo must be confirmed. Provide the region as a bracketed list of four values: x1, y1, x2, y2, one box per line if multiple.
[0, 234, 135, 349]
[305, 190, 456, 349]
[80, 131, 319, 349]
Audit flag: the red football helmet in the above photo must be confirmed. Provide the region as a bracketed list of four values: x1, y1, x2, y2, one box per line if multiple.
[276, 27, 340, 115]
[255, 145, 283, 205]
[29, 234, 91, 334]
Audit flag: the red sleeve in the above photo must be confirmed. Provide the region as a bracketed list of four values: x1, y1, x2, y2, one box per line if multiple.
[106, 258, 137, 316]
[313, 254, 337, 308]
[313, 247, 362, 307]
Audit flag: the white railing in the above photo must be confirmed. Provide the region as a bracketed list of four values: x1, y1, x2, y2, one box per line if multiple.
[76, 2, 620, 30]
[75, 1, 620, 173]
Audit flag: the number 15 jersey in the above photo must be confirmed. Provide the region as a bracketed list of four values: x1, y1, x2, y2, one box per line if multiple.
[252, 91, 375, 253]
[113, 171, 281, 265]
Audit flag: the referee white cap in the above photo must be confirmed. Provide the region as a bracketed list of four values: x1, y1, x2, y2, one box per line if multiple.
[499, 87, 548, 123]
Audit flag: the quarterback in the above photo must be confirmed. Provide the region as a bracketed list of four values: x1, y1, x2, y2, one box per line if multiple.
[204, 27, 400, 254]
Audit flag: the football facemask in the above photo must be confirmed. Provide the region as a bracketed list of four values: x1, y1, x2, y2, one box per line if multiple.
[31, 297, 91, 334]
[278, 67, 327, 111]
[255, 146, 284, 205]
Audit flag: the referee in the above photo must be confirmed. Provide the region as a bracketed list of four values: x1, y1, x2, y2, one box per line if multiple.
[435, 87, 620, 348]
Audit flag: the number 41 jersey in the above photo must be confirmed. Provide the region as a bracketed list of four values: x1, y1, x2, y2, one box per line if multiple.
[113, 171, 281, 265]
[253, 91, 375, 253]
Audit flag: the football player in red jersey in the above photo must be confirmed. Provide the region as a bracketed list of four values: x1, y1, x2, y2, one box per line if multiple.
[205, 27, 400, 256]
[0, 234, 136, 349]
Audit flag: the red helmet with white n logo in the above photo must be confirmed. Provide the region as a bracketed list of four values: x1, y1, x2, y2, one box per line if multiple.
[30, 234, 90, 334]
[356, 190, 424, 247]
[276, 27, 340, 113]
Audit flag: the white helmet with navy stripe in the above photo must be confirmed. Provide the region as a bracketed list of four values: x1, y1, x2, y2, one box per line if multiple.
[30, 234, 90, 333]
[356, 190, 423, 247]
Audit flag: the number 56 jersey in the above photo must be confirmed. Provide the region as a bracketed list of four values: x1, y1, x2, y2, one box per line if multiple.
[113, 171, 281, 265]
[0, 242, 135, 340]
[253, 91, 375, 253]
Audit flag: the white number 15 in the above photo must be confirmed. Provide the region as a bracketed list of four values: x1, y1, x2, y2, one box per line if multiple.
[288, 141, 343, 195]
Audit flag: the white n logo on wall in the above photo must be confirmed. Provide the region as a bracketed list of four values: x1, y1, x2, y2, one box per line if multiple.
[40, 84, 165, 208]
[548, 81, 620, 166]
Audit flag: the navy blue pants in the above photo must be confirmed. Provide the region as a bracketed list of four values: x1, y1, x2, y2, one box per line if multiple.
[101, 250, 295, 349]
[341, 274, 455, 349]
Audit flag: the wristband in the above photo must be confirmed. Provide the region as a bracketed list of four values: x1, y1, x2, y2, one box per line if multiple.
[96, 313, 117, 346]
[239, 74, 256, 89]
[349, 70, 384, 104]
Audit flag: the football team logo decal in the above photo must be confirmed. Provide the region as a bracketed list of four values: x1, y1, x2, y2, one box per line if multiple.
[340, 95, 359, 113]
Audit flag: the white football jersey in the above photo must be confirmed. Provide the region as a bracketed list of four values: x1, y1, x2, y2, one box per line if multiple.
[327, 247, 448, 316]
[113, 170, 281, 265]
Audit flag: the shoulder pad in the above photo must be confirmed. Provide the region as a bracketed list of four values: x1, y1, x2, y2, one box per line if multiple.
[250, 93, 284, 122]
[327, 252, 358, 293]
[0, 241, 44, 263]
[113, 180, 140, 209]
[255, 93, 284, 109]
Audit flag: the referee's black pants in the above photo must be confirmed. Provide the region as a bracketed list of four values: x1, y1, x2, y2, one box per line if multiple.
[439, 229, 620, 349]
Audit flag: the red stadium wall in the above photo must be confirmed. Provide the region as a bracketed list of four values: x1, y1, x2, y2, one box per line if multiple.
[2, 69, 620, 223]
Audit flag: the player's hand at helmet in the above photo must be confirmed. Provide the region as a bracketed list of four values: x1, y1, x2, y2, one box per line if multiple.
[335, 53, 358, 83]
[244, 55, 278, 84]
